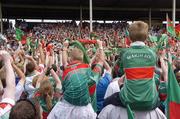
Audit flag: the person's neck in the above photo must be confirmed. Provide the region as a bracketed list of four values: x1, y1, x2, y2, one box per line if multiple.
[69, 60, 83, 65]
[27, 71, 36, 77]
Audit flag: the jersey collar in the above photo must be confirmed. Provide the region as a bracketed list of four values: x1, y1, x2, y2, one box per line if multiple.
[130, 41, 145, 47]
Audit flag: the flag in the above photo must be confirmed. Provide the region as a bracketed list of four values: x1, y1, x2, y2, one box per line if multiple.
[149, 35, 158, 42]
[21, 35, 27, 45]
[156, 34, 168, 50]
[35, 39, 39, 49]
[125, 29, 129, 36]
[26, 37, 31, 51]
[167, 62, 180, 119]
[127, 104, 135, 119]
[125, 29, 131, 46]
[175, 24, 180, 40]
[166, 14, 176, 37]
[78, 39, 97, 44]
[90, 32, 98, 40]
[15, 28, 24, 41]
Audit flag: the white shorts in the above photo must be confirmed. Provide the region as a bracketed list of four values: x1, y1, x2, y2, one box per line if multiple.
[48, 99, 97, 119]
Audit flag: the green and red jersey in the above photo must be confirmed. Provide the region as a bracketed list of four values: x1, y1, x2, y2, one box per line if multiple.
[118, 43, 159, 110]
[62, 61, 102, 112]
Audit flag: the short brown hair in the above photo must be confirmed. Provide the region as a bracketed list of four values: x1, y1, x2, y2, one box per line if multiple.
[26, 61, 36, 76]
[9, 99, 41, 119]
[129, 21, 148, 42]
[70, 47, 84, 61]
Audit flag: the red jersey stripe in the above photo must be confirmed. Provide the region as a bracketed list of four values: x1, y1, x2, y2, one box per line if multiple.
[62, 63, 89, 80]
[124, 67, 155, 80]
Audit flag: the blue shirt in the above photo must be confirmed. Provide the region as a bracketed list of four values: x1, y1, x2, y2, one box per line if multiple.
[96, 72, 112, 112]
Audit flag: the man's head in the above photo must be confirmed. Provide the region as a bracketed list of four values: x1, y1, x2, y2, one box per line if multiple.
[9, 99, 41, 119]
[69, 47, 84, 62]
[129, 21, 149, 42]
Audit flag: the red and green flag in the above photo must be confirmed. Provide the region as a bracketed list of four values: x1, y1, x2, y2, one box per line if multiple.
[166, 14, 176, 37]
[21, 35, 27, 45]
[15, 28, 24, 41]
[175, 24, 180, 40]
[167, 62, 180, 119]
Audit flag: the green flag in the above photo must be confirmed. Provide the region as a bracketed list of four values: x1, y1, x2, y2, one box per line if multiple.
[15, 28, 24, 41]
[127, 104, 135, 119]
[125, 29, 129, 36]
[156, 34, 168, 50]
[35, 39, 39, 49]
[149, 35, 158, 42]
[167, 62, 180, 119]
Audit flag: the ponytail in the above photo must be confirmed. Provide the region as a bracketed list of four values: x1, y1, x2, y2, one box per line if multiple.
[39, 79, 53, 112]
[46, 94, 52, 111]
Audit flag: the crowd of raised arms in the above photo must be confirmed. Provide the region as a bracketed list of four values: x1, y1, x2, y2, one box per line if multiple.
[0, 20, 179, 119]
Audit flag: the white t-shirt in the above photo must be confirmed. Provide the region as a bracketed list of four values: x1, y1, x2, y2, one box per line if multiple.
[0, 98, 15, 118]
[48, 99, 97, 119]
[15, 81, 24, 101]
[24, 75, 37, 98]
[98, 105, 167, 119]
[104, 80, 120, 99]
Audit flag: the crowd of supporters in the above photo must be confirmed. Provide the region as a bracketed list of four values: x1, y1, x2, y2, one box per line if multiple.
[0, 20, 179, 119]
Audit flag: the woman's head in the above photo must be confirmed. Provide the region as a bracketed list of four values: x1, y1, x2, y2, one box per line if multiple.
[39, 79, 53, 111]
[129, 21, 148, 42]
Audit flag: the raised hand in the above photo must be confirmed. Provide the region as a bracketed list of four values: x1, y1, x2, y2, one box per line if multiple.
[63, 40, 69, 48]
[97, 40, 103, 48]
[0, 50, 13, 63]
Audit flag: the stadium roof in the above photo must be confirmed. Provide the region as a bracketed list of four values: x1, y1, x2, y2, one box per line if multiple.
[1, 0, 180, 21]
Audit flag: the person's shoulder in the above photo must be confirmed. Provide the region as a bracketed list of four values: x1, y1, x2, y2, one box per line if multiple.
[98, 105, 127, 119]
[0, 98, 15, 106]
[119, 48, 129, 54]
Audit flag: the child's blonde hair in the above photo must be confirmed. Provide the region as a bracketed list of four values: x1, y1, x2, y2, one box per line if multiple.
[70, 47, 84, 61]
[129, 21, 148, 42]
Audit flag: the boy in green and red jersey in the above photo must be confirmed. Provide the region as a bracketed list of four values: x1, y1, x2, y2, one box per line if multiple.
[104, 21, 160, 118]
[48, 40, 104, 119]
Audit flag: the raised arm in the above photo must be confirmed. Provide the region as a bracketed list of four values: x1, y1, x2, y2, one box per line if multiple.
[0, 51, 15, 100]
[35, 56, 51, 88]
[38, 43, 45, 65]
[62, 41, 69, 67]
[159, 49, 168, 82]
[59, 50, 63, 66]
[103, 60, 112, 74]
[92, 40, 105, 74]
[35, 67, 48, 88]
[12, 62, 25, 82]
[50, 69, 62, 89]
